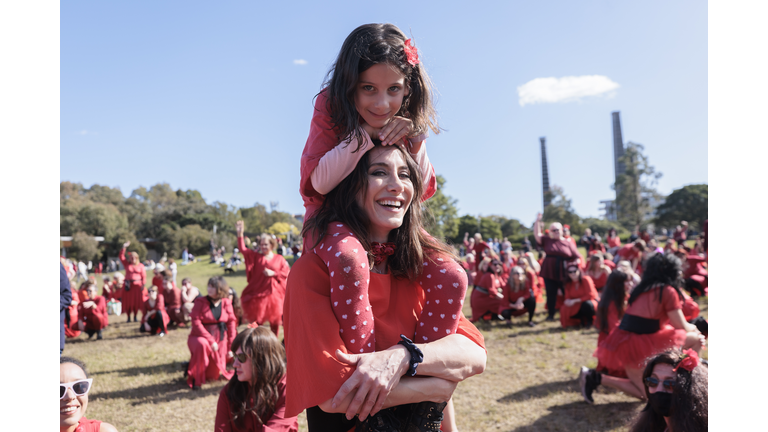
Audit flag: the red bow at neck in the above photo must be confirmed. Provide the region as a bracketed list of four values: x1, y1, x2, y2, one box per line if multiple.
[371, 242, 396, 266]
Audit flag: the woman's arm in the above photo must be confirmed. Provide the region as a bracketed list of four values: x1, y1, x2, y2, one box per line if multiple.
[319, 376, 457, 417]
[667, 309, 699, 333]
[533, 214, 543, 245]
[329, 333, 487, 420]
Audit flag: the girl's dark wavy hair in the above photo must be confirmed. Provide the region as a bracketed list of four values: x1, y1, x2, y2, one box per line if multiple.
[627, 252, 684, 306]
[320, 23, 439, 152]
[226, 326, 286, 429]
[596, 270, 629, 334]
[630, 349, 708, 432]
[302, 144, 456, 280]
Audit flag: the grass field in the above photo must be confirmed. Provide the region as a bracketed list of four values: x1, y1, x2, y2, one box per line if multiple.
[66, 255, 707, 432]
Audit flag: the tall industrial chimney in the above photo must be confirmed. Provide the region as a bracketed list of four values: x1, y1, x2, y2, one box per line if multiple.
[540, 137, 551, 209]
[612, 111, 625, 183]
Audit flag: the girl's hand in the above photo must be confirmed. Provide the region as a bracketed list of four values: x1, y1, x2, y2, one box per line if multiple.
[212, 342, 219, 352]
[378, 116, 413, 146]
[331, 346, 410, 421]
[122, 241, 131, 249]
[263, 268, 276, 277]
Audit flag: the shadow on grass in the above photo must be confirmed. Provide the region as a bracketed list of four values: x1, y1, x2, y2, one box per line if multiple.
[508, 401, 641, 432]
[504, 326, 569, 338]
[92, 361, 185, 377]
[92, 377, 226, 405]
[497, 380, 576, 404]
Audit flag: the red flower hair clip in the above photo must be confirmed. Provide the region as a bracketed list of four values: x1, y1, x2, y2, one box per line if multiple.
[404, 39, 419, 66]
[672, 349, 700, 372]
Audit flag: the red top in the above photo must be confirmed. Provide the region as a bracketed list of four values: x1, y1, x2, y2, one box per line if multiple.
[501, 278, 533, 305]
[283, 251, 485, 417]
[607, 236, 621, 248]
[537, 236, 581, 280]
[163, 285, 182, 309]
[299, 89, 436, 221]
[74, 417, 102, 432]
[214, 376, 298, 432]
[616, 244, 640, 261]
[238, 237, 291, 301]
[119, 248, 146, 287]
[564, 275, 598, 303]
[604, 260, 616, 270]
[190, 296, 238, 347]
[152, 274, 164, 290]
[626, 285, 682, 324]
[586, 268, 610, 291]
[683, 254, 708, 279]
[141, 294, 166, 324]
[596, 301, 622, 335]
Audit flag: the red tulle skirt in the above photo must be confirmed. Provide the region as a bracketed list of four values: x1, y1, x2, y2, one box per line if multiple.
[595, 324, 687, 370]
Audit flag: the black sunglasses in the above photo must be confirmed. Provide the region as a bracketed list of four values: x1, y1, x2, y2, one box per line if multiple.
[568, 270, 578, 274]
[644, 376, 676, 391]
[234, 352, 249, 363]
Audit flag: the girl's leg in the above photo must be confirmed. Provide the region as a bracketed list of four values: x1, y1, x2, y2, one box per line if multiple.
[413, 252, 468, 343]
[601, 367, 646, 400]
[314, 223, 375, 354]
[524, 296, 536, 323]
[543, 278, 560, 320]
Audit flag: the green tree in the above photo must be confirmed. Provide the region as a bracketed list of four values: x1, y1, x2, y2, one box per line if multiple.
[478, 217, 502, 242]
[267, 222, 300, 241]
[654, 184, 708, 231]
[453, 215, 481, 244]
[69, 231, 102, 262]
[613, 142, 662, 229]
[423, 175, 459, 241]
[542, 185, 584, 235]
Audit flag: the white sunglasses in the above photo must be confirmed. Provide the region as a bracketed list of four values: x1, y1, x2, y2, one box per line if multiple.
[60, 379, 93, 399]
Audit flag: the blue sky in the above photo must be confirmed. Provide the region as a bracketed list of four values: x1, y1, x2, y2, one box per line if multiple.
[61, 1, 707, 224]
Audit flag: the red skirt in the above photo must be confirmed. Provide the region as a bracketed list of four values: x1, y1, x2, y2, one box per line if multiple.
[469, 288, 501, 321]
[242, 292, 284, 326]
[595, 324, 687, 370]
[595, 331, 628, 378]
[187, 324, 234, 388]
[122, 282, 147, 315]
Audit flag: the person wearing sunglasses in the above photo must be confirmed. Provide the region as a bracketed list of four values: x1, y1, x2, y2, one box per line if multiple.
[214, 326, 298, 432]
[580, 253, 705, 404]
[470, 258, 506, 323]
[628, 349, 708, 432]
[500, 266, 537, 327]
[186, 276, 238, 390]
[532, 213, 581, 322]
[60, 356, 118, 432]
[140, 285, 170, 337]
[559, 263, 599, 329]
[76, 282, 108, 340]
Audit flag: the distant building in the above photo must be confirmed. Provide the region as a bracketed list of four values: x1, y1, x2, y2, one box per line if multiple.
[599, 200, 617, 221]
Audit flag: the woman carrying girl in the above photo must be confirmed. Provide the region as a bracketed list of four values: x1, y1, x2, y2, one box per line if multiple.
[186, 276, 238, 389]
[298, 23, 468, 358]
[118, 241, 147, 323]
[214, 326, 298, 432]
[236, 225, 291, 337]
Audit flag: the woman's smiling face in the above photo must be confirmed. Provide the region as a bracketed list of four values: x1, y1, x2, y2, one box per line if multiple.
[60, 362, 88, 429]
[356, 146, 414, 243]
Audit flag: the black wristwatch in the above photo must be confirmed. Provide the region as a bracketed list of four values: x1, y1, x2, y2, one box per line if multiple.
[398, 334, 424, 376]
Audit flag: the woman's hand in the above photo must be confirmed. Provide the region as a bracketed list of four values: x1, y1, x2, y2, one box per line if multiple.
[122, 241, 131, 249]
[227, 351, 234, 359]
[378, 116, 413, 146]
[331, 346, 410, 421]
[211, 342, 219, 352]
[495, 292, 504, 299]
[81, 301, 95, 309]
[263, 268, 276, 277]
[235, 220, 244, 237]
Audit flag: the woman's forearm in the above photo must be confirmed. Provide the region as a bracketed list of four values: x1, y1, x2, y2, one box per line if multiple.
[416, 334, 487, 382]
[319, 376, 456, 414]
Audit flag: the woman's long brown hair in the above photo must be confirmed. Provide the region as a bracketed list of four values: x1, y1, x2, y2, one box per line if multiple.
[226, 326, 286, 429]
[302, 143, 456, 280]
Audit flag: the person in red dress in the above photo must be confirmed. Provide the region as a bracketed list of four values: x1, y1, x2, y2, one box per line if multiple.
[673, 221, 689, 244]
[118, 242, 147, 323]
[236, 222, 291, 337]
[579, 253, 706, 403]
[140, 285, 169, 337]
[109, 272, 124, 303]
[151, 264, 165, 293]
[161, 275, 184, 327]
[60, 356, 118, 432]
[615, 239, 647, 272]
[77, 283, 108, 340]
[500, 266, 537, 327]
[461, 252, 477, 288]
[186, 276, 238, 390]
[533, 213, 581, 321]
[516, 254, 544, 304]
[560, 264, 599, 328]
[215, 326, 298, 432]
[464, 232, 492, 271]
[675, 250, 708, 297]
[595, 270, 632, 378]
[606, 228, 622, 255]
[585, 253, 612, 293]
[470, 258, 505, 323]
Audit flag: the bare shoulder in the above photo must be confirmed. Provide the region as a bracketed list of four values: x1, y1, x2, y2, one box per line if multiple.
[100, 422, 119, 432]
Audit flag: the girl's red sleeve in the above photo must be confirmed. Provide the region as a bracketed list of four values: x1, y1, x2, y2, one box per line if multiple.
[276, 257, 291, 282]
[300, 90, 339, 211]
[118, 248, 128, 268]
[578, 276, 598, 302]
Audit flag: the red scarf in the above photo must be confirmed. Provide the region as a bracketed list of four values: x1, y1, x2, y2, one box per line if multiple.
[371, 242, 396, 266]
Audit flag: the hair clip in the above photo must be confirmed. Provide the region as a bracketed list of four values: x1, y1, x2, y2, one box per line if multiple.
[404, 39, 419, 66]
[673, 349, 700, 372]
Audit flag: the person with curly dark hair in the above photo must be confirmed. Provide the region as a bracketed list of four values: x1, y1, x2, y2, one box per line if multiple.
[594, 270, 632, 378]
[628, 349, 708, 432]
[214, 326, 297, 431]
[579, 253, 705, 403]
[60, 356, 118, 432]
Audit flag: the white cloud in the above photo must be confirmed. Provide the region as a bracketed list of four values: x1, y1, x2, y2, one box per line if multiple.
[293, 59, 308, 66]
[517, 75, 620, 107]
[77, 129, 98, 135]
